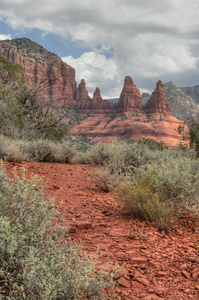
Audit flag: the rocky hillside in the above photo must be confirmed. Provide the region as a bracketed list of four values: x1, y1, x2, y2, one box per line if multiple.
[180, 85, 199, 104]
[164, 82, 199, 121]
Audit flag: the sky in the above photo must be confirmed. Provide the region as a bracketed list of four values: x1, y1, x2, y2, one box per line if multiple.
[0, 0, 199, 98]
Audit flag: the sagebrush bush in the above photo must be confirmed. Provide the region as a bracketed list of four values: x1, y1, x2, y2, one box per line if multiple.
[20, 139, 77, 163]
[85, 140, 159, 167]
[0, 135, 26, 162]
[91, 140, 199, 231]
[0, 136, 78, 163]
[90, 141, 163, 191]
[135, 155, 199, 203]
[116, 178, 177, 232]
[0, 164, 113, 299]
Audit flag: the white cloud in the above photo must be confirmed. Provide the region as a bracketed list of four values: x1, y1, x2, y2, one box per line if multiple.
[0, 0, 199, 95]
[0, 33, 12, 40]
[62, 52, 121, 98]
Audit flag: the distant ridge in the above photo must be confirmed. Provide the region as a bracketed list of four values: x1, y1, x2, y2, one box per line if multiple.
[164, 81, 199, 121]
[180, 85, 199, 104]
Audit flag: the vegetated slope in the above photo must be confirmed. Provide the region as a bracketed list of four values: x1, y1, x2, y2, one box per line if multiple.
[164, 82, 199, 121]
[5, 161, 199, 300]
[71, 112, 187, 147]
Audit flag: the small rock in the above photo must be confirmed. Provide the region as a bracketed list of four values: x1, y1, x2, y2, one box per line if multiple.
[179, 263, 187, 270]
[76, 221, 92, 230]
[156, 287, 167, 296]
[117, 277, 131, 288]
[136, 276, 150, 287]
[192, 271, 199, 279]
[189, 257, 199, 263]
[181, 270, 190, 279]
[142, 294, 163, 300]
[131, 257, 148, 264]
[134, 270, 142, 279]
[157, 271, 167, 276]
[68, 226, 77, 233]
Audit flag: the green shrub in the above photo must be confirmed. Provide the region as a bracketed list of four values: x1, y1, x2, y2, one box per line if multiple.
[89, 141, 162, 191]
[0, 136, 77, 163]
[85, 140, 157, 167]
[116, 178, 177, 232]
[24, 140, 77, 163]
[135, 155, 199, 203]
[0, 135, 26, 162]
[115, 152, 199, 232]
[89, 140, 199, 231]
[0, 164, 113, 299]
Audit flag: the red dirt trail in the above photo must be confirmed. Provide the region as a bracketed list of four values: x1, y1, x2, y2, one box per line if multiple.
[5, 162, 199, 300]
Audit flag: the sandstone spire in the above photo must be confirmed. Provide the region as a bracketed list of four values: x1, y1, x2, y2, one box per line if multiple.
[74, 79, 90, 101]
[116, 76, 143, 112]
[145, 80, 171, 115]
[93, 87, 103, 102]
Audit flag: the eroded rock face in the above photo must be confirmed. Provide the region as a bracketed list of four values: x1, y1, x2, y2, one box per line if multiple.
[145, 80, 171, 115]
[0, 39, 76, 107]
[116, 76, 143, 112]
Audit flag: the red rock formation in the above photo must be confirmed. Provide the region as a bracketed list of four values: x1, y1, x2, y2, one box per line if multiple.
[145, 80, 171, 115]
[72, 113, 189, 147]
[93, 87, 103, 102]
[116, 76, 143, 112]
[90, 87, 114, 112]
[74, 79, 90, 101]
[0, 39, 76, 107]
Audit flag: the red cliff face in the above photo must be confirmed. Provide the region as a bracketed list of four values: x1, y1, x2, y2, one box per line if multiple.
[116, 76, 143, 112]
[0, 39, 76, 107]
[145, 80, 171, 115]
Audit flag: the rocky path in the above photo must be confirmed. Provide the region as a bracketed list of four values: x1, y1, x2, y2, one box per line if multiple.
[5, 162, 199, 300]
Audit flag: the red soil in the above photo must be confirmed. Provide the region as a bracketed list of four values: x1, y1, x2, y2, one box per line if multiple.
[5, 162, 199, 300]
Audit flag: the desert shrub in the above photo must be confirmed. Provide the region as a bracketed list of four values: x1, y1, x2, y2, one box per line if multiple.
[92, 140, 199, 192]
[85, 140, 158, 167]
[84, 143, 114, 165]
[0, 164, 113, 299]
[137, 138, 168, 151]
[116, 178, 178, 232]
[90, 140, 199, 231]
[0, 136, 78, 163]
[90, 141, 163, 191]
[116, 153, 199, 231]
[0, 135, 27, 162]
[135, 155, 199, 203]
